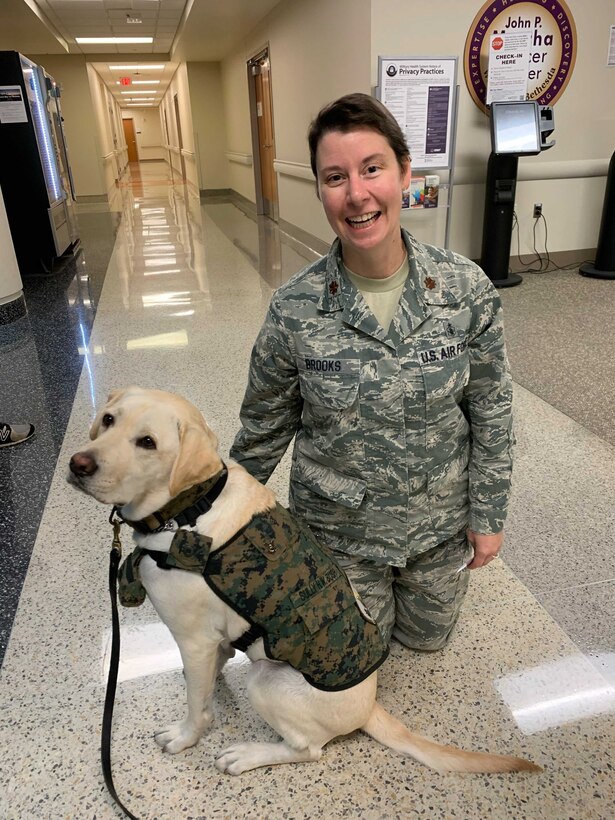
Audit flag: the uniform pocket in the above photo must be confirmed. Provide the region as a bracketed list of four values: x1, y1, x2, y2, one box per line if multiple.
[298, 359, 360, 409]
[292, 453, 366, 509]
[417, 331, 469, 401]
[291, 569, 346, 635]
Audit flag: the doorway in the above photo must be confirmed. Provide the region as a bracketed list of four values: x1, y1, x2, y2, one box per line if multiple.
[122, 118, 139, 162]
[173, 94, 186, 181]
[248, 48, 278, 221]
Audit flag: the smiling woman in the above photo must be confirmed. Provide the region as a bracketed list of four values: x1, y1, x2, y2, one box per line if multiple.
[230, 92, 514, 655]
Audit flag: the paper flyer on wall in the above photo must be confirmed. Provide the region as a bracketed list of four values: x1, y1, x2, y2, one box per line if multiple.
[486, 32, 531, 104]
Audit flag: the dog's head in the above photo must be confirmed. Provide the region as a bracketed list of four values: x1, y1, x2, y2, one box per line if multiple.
[68, 386, 221, 520]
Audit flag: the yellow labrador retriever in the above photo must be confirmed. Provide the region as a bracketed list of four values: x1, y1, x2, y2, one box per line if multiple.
[68, 386, 539, 775]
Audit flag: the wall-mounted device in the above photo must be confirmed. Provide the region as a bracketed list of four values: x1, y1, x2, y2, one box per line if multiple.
[480, 100, 555, 288]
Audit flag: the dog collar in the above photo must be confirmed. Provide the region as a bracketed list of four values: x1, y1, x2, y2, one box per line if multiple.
[113, 463, 228, 534]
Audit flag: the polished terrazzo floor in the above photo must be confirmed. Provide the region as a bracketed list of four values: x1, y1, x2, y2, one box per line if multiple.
[0, 161, 613, 819]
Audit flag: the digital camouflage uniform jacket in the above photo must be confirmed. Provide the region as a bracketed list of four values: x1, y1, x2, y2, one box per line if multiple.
[230, 230, 513, 567]
[119, 503, 388, 691]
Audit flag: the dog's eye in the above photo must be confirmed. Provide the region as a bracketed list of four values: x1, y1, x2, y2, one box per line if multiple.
[102, 414, 114, 427]
[136, 436, 157, 450]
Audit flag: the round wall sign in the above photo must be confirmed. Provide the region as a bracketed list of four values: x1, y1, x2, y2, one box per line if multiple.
[464, 0, 577, 113]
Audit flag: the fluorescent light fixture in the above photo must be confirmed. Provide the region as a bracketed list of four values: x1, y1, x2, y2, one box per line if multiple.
[109, 64, 165, 70]
[126, 103, 153, 107]
[76, 37, 153, 44]
[132, 80, 160, 84]
[125, 98, 154, 102]
[121, 90, 158, 94]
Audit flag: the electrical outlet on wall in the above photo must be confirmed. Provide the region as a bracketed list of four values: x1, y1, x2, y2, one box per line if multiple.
[533, 203, 543, 218]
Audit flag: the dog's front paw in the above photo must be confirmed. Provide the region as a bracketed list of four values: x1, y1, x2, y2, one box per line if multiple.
[215, 742, 273, 775]
[154, 719, 203, 754]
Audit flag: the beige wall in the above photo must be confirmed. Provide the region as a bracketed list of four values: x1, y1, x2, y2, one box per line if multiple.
[220, 51, 257, 202]
[217, 0, 613, 260]
[86, 64, 127, 198]
[371, 0, 615, 258]
[159, 63, 199, 194]
[186, 62, 228, 191]
[26, 54, 105, 198]
[121, 108, 165, 161]
[120, 106, 167, 161]
[221, 0, 372, 241]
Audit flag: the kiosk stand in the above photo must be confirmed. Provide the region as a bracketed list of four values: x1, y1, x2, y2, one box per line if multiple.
[579, 150, 615, 280]
[480, 101, 555, 288]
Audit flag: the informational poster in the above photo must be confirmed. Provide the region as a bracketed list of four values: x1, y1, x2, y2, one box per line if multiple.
[378, 57, 456, 169]
[608, 25, 615, 67]
[0, 85, 28, 124]
[486, 32, 532, 103]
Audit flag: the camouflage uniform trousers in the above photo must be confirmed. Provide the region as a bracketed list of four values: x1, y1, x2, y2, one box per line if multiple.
[331, 530, 473, 651]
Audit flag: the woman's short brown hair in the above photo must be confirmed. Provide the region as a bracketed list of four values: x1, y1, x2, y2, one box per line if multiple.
[308, 93, 410, 177]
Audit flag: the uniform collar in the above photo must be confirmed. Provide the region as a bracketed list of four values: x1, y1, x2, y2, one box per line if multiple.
[317, 230, 457, 344]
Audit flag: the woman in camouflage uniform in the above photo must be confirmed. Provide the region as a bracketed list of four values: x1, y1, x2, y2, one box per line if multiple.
[230, 93, 512, 651]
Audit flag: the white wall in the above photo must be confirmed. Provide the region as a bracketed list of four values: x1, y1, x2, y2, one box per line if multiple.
[0, 187, 23, 305]
[121, 108, 165, 161]
[159, 63, 199, 194]
[87, 64, 127, 199]
[221, 0, 372, 240]
[186, 62, 228, 191]
[371, 0, 615, 258]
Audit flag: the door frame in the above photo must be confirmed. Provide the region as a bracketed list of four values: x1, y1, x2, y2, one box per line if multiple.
[122, 117, 139, 163]
[247, 46, 278, 221]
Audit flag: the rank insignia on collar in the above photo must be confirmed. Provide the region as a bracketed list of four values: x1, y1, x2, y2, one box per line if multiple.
[424, 276, 436, 290]
[329, 281, 339, 296]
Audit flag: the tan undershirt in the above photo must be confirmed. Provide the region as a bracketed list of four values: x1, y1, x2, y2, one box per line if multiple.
[343, 257, 409, 332]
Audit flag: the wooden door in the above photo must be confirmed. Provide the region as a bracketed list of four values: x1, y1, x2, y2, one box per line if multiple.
[122, 118, 139, 162]
[250, 50, 278, 220]
[173, 94, 186, 180]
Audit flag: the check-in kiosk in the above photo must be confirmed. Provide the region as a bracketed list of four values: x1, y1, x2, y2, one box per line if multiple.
[579, 150, 615, 280]
[480, 100, 555, 288]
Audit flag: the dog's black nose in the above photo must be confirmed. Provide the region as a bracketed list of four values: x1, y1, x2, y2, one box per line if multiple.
[69, 452, 98, 477]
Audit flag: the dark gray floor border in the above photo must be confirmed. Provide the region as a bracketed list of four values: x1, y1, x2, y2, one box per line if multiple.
[0, 207, 120, 669]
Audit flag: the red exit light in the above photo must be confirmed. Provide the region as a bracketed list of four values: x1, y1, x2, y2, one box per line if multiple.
[119, 77, 131, 86]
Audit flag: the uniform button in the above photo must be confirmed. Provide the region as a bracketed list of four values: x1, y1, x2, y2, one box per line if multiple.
[266, 542, 276, 554]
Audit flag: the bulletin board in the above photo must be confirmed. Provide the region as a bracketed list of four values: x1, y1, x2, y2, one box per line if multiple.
[376, 56, 459, 248]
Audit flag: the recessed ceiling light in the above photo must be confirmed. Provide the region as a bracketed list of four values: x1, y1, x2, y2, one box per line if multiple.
[77, 37, 153, 44]
[132, 80, 160, 84]
[109, 64, 165, 70]
[126, 103, 154, 107]
[121, 90, 158, 94]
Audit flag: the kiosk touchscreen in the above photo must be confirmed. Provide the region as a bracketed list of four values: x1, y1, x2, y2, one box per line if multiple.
[491, 101, 541, 156]
[480, 100, 555, 288]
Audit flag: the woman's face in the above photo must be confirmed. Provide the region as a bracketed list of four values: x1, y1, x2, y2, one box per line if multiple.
[315, 128, 410, 273]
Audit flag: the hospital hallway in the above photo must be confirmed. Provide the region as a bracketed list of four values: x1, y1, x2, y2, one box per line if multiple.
[0, 160, 613, 818]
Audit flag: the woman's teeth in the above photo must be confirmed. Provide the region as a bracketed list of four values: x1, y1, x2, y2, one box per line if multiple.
[347, 212, 379, 227]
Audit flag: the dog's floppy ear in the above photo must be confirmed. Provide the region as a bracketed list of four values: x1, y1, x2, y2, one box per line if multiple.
[169, 420, 221, 497]
[89, 387, 130, 440]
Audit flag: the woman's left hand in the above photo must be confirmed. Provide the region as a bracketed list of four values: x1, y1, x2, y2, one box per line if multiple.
[466, 529, 504, 569]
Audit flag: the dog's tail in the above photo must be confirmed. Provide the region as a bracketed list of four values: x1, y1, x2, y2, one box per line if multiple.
[361, 702, 541, 773]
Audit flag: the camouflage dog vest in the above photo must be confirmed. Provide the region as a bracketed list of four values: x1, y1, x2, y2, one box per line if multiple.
[119, 503, 388, 691]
